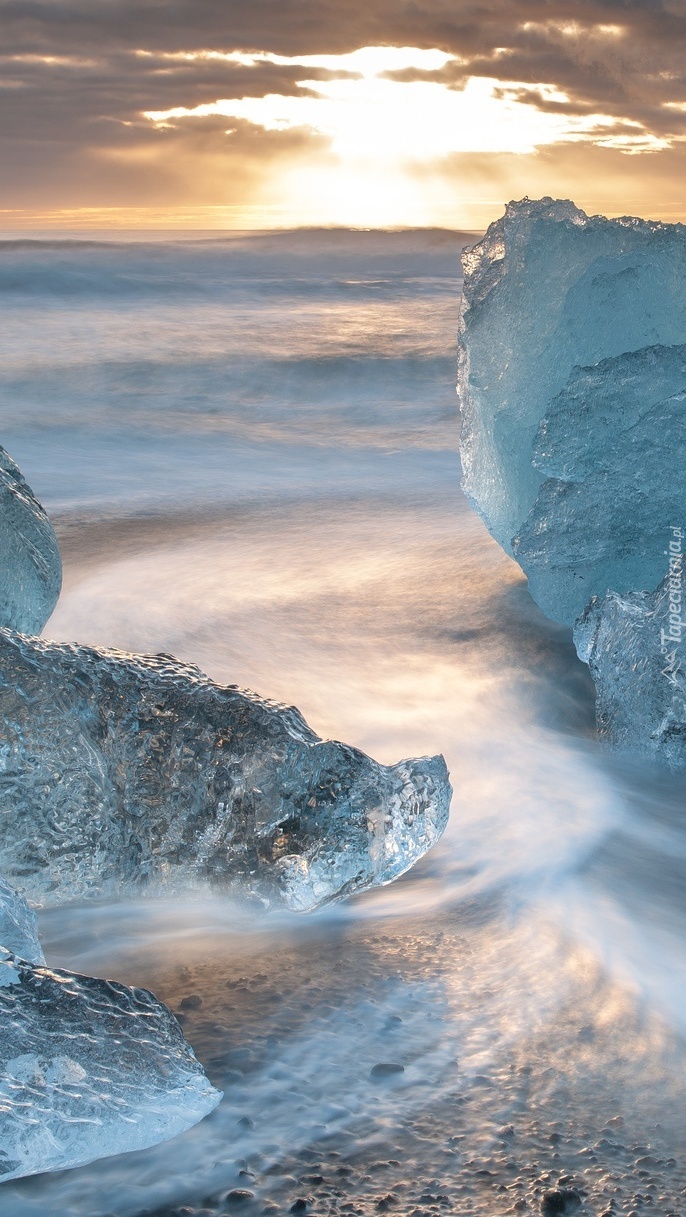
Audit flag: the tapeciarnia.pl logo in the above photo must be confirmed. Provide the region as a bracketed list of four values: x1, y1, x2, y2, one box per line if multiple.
[661, 525, 684, 688]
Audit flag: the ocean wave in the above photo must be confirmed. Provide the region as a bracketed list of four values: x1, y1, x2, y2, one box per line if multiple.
[0, 229, 468, 300]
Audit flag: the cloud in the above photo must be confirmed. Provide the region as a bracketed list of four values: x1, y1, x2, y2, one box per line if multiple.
[1, 0, 685, 223]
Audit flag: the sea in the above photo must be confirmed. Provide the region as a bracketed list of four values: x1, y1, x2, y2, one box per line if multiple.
[1, 228, 686, 1216]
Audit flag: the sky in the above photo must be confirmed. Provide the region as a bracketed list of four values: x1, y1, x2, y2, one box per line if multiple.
[1, 0, 685, 230]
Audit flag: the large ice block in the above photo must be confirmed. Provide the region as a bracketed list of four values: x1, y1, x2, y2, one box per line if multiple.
[0, 445, 61, 634]
[0, 876, 44, 964]
[0, 946, 221, 1182]
[574, 570, 686, 769]
[0, 630, 451, 910]
[457, 197, 686, 623]
[514, 343, 686, 623]
[457, 197, 686, 763]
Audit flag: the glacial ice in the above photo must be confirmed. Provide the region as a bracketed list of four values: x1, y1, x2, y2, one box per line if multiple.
[514, 343, 686, 624]
[457, 197, 686, 626]
[457, 197, 686, 763]
[0, 630, 451, 911]
[575, 573, 686, 769]
[0, 946, 221, 1182]
[0, 445, 62, 634]
[0, 876, 44, 964]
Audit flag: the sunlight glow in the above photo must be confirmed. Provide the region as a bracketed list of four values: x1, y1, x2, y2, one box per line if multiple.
[137, 46, 457, 77]
[0, 53, 98, 67]
[520, 20, 625, 39]
[266, 162, 445, 228]
[146, 66, 665, 159]
[121, 43, 680, 228]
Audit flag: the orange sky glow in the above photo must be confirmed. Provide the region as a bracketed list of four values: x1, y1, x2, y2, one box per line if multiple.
[2, 5, 686, 231]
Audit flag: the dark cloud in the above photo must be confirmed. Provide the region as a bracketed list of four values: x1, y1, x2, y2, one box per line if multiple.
[0, 115, 330, 209]
[419, 137, 686, 223]
[0, 0, 685, 211]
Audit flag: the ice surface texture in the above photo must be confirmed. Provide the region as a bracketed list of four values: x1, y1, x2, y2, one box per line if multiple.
[0, 877, 44, 964]
[0, 630, 451, 911]
[575, 576, 686, 769]
[515, 343, 686, 623]
[0, 445, 61, 634]
[0, 946, 221, 1182]
[457, 197, 686, 625]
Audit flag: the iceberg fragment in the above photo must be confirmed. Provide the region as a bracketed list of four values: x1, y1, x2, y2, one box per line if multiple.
[457, 197, 686, 762]
[0, 876, 44, 964]
[0, 445, 61, 634]
[0, 630, 451, 910]
[457, 197, 686, 622]
[574, 577, 686, 769]
[514, 344, 686, 624]
[0, 946, 221, 1182]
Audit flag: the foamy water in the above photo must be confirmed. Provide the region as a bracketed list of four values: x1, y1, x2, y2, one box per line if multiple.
[2, 230, 686, 1216]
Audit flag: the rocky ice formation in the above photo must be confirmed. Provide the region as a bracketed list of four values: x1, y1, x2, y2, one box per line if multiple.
[575, 562, 686, 769]
[0, 630, 451, 911]
[0, 947, 221, 1182]
[0, 875, 222, 1182]
[457, 197, 686, 762]
[513, 344, 686, 625]
[458, 197, 686, 626]
[0, 446, 450, 1183]
[0, 877, 44, 964]
[0, 853, 221, 1185]
[0, 445, 61, 634]
[0, 448, 225, 1186]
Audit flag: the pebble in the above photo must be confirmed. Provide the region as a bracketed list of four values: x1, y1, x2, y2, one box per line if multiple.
[370, 1063, 405, 1078]
[541, 1188, 581, 1215]
[179, 994, 203, 1011]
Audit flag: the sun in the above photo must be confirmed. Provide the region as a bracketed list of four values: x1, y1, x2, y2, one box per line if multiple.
[137, 43, 674, 229]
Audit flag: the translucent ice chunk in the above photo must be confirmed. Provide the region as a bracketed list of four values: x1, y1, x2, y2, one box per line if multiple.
[0, 631, 451, 910]
[457, 197, 686, 760]
[457, 197, 686, 566]
[0, 946, 221, 1182]
[0, 445, 61, 634]
[574, 576, 686, 769]
[514, 344, 686, 623]
[0, 876, 44, 964]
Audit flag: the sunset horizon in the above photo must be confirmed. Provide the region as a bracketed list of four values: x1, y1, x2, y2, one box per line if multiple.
[2, 4, 686, 231]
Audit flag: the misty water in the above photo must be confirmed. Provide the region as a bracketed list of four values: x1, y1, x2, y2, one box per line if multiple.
[2, 229, 686, 1217]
